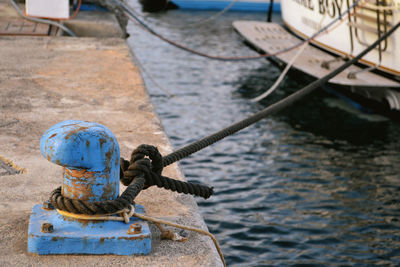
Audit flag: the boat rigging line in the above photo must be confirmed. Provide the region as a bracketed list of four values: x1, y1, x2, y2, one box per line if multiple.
[250, 42, 309, 102]
[115, 0, 362, 61]
[251, 7, 332, 102]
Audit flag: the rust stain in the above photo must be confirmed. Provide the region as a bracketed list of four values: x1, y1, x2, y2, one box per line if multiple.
[101, 182, 116, 200]
[86, 140, 90, 146]
[105, 150, 112, 162]
[99, 138, 106, 147]
[51, 237, 65, 241]
[65, 168, 95, 178]
[118, 235, 146, 240]
[62, 181, 95, 201]
[104, 150, 112, 173]
[127, 223, 142, 235]
[64, 126, 89, 140]
[63, 168, 99, 201]
[99, 237, 115, 243]
[61, 214, 102, 227]
[49, 133, 57, 139]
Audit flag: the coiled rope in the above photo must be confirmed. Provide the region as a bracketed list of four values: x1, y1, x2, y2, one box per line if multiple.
[50, 144, 213, 215]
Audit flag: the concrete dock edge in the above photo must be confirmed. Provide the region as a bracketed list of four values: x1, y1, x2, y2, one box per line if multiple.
[0, 5, 223, 266]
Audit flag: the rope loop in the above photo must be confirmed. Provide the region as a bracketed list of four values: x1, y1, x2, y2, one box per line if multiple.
[121, 144, 213, 199]
[50, 144, 213, 215]
[121, 144, 163, 187]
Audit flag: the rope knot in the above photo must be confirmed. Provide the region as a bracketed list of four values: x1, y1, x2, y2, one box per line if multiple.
[121, 144, 213, 199]
[121, 144, 163, 188]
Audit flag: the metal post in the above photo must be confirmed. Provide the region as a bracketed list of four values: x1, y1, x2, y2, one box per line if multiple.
[28, 120, 151, 255]
[40, 120, 120, 202]
[267, 0, 274, 22]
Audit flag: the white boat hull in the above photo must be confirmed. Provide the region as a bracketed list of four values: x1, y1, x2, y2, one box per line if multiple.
[281, 0, 400, 76]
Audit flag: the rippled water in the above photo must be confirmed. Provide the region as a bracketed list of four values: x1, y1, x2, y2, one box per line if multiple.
[127, 2, 400, 266]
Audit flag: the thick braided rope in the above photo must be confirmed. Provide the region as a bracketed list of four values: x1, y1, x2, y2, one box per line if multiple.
[50, 144, 213, 215]
[50, 175, 146, 215]
[120, 144, 213, 198]
[49, 22, 400, 214]
[161, 21, 400, 166]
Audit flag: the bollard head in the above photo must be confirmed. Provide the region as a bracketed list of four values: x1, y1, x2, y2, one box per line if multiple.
[40, 120, 119, 172]
[40, 120, 120, 201]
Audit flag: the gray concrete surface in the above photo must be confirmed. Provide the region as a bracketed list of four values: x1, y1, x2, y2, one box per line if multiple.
[0, 33, 222, 267]
[0, 1, 125, 38]
[64, 11, 125, 38]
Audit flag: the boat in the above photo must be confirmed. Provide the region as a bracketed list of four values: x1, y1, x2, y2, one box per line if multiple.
[233, 0, 400, 115]
[170, 0, 281, 12]
[139, 0, 281, 12]
[281, 0, 399, 76]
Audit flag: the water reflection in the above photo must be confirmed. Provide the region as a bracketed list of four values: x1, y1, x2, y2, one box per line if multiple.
[127, 1, 400, 265]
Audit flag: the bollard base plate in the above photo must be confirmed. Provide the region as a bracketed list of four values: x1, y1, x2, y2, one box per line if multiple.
[28, 204, 151, 255]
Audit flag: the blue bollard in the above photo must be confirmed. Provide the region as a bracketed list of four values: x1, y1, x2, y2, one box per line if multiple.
[28, 120, 151, 255]
[40, 120, 120, 202]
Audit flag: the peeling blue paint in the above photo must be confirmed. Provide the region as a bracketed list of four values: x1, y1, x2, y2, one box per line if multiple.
[28, 204, 151, 255]
[40, 120, 120, 201]
[30, 120, 152, 255]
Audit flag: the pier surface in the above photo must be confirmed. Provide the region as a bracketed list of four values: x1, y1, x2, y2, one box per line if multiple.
[0, 2, 222, 266]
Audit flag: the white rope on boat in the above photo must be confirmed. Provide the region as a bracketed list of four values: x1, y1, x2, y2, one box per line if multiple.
[250, 42, 309, 102]
[251, 10, 332, 102]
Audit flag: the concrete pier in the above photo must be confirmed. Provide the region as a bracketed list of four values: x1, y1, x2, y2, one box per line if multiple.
[0, 1, 222, 266]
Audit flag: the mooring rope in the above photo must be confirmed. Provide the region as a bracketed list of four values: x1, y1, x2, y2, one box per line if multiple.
[46, 19, 399, 267]
[161, 21, 400, 165]
[50, 20, 400, 217]
[50, 144, 213, 215]
[116, 0, 362, 61]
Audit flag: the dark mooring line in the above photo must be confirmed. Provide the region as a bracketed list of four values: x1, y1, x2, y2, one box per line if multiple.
[162, 21, 400, 166]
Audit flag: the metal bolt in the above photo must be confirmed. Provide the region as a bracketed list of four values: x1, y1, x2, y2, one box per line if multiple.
[42, 200, 54, 210]
[41, 223, 54, 233]
[127, 223, 142, 235]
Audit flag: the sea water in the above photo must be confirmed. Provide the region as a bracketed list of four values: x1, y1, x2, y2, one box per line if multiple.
[127, 2, 400, 265]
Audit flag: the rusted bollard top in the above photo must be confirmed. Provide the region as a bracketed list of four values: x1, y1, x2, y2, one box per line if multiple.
[40, 120, 120, 202]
